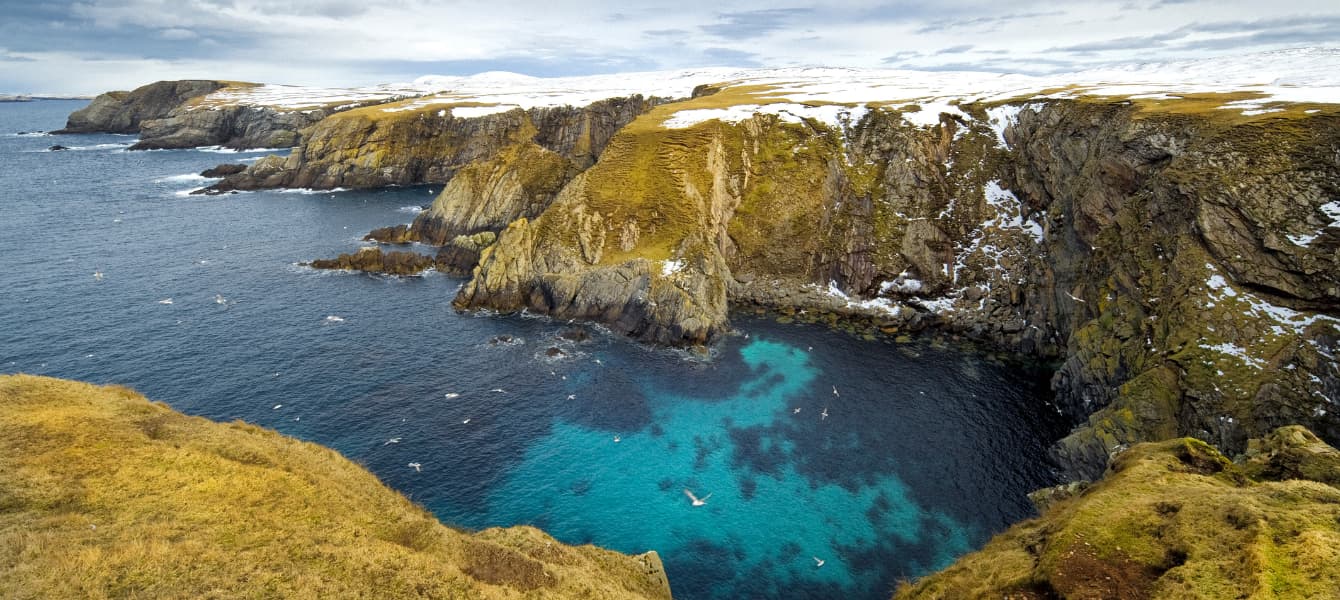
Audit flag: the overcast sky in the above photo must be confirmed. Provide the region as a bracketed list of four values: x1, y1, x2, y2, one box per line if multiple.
[2, 0, 1338, 95]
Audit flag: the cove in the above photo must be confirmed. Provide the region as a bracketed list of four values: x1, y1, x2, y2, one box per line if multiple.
[1, 100, 1071, 599]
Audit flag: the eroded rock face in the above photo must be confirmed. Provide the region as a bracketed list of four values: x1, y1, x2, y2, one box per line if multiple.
[56, 80, 226, 134]
[130, 105, 322, 150]
[208, 96, 656, 192]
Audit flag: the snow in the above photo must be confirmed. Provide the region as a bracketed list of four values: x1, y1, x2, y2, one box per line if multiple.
[1201, 342, 1266, 369]
[450, 105, 516, 119]
[985, 104, 1027, 149]
[660, 259, 684, 277]
[663, 103, 866, 130]
[982, 180, 1045, 243]
[192, 48, 1340, 121]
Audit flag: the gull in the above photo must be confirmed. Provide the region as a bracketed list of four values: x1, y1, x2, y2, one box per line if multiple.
[408, 462, 421, 472]
[683, 489, 712, 506]
[324, 315, 345, 323]
[273, 404, 282, 410]
[157, 298, 173, 305]
[490, 388, 506, 393]
[444, 392, 460, 399]
[462, 418, 471, 424]
[1066, 291, 1087, 304]
[613, 436, 621, 443]
[807, 346, 812, 351]
[93, 270, 103, 281]
[384, 437, 401, 445]
[821, 407, 829, 421]
[567, 394, 576, 400]
[832, 385, 839, 397]
[813, 557, 825, 567]
[793, 407, 802, 414]
[594, 359, 603, 365]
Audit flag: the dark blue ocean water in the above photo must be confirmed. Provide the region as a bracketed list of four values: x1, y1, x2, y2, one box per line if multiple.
[0, 99, 1071, 599]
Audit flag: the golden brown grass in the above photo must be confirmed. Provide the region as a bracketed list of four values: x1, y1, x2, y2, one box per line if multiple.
[894, 435, 1340, 600]
[0, 375, 670, 600]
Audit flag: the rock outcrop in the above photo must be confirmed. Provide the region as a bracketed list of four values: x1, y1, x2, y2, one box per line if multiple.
[55, 80, 226, 134]
[0, 375, 673, 599]
[307, 246, 439, 276]
[206, 95, 656, 192]
[895, 426, 1340, 599]
[129, 103, 324, 150]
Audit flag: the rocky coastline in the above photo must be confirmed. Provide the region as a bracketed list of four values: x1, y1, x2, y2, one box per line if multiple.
[68, 74, 1340, 482]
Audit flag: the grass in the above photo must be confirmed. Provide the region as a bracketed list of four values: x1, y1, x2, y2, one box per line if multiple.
[894, 432, 1340, 599]
[0, 375, 671, 600]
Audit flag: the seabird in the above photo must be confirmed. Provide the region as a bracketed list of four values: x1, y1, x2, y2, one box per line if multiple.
[813, 557, 825, 567]
[157, 298, 173, 305]
[462, 418, 471, 424]
[832, 385, 839, 397]
[384, 438, 401, 445]
[408, 462, 421, 472]
[490, 388, 506, 393]
[613, 436, 621, 443]
[444, 392, 460, 399]
[324, 315, 345, 323]
[273, 404, 282, 409]
[683, 489, 712, 506]
[793, 407, 802, 414]
[93, 270, 103, 281]
[567, 394, 576, 400]
[821, 407, 829, 421]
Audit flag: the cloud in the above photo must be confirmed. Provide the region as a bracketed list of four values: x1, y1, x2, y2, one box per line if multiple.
[880, 50, 923, 65]
[914, 10, 1065, 34]
[158, 28, 197, 41]
[701, 47, 762, 67]
[934, 44, 975, 55]
[701, 8, 813, 39]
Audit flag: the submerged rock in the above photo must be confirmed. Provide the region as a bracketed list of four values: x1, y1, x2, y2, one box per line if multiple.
[306, 247, 438, 276]
[200, 163, 247, 178]
[47, 145, 68, 151]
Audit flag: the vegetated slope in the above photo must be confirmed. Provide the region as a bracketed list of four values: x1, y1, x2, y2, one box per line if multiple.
[0, 375, 671, 600]
[895, 426, 1340, 599]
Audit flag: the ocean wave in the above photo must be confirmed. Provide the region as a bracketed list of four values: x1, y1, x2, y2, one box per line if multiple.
[397, 205, 426, 214]
[42, 142, 132, 152]
[154, 173, 217, 184]
[273, 187, 349, 195]
[197, 146, 293, 154]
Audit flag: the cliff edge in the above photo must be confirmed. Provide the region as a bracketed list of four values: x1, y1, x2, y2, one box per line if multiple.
[0, 375, 672, 600]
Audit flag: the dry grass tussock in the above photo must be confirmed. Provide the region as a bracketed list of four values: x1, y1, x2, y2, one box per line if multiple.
[0, 374, 670, 600]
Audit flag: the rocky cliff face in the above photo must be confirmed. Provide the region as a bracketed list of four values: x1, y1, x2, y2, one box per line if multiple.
[435, 95, 1340, 478]
[130, 104, 326, 150]
[208, 95, 656, 192]
[895, 426, 1340, 599]
[55, 80, 227, 134]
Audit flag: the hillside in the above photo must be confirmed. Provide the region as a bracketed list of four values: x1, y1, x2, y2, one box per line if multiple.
[895, 426, 1340, 599]
[0, 375, 671, 599]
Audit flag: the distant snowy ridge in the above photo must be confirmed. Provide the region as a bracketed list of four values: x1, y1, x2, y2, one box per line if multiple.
[195, 48, 1340, 118]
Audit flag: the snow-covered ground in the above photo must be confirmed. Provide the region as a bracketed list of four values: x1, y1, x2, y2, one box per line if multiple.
[193, 48, 1340, 119]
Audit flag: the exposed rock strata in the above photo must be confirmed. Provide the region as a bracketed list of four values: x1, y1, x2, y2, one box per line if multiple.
[896, 426, 1340, 599]
[55, 80, 226, 134]
[207, 96, 656, 192]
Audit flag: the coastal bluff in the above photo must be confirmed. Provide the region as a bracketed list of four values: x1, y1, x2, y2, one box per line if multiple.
[0, 375, 672, 600]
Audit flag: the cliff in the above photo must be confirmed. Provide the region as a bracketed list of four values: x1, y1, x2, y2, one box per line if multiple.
[894, 426, 1340, 599]
[56, 80, 228, 135]
[0, 375, 672, 599]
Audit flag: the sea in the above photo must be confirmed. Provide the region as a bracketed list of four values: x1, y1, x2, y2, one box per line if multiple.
[0, 99, 1073, 599]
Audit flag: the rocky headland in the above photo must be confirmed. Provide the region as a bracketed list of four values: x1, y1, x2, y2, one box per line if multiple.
[896, 426, 1340, 599]
[61, 50, 1340, 594]
[0, 375, 672, 599]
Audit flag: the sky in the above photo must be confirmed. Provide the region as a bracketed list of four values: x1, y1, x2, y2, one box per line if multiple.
[2, 0, 1338, 95]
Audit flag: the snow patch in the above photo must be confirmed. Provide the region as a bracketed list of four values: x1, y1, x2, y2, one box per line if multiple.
[660, 259, 684, 277]
[663, 103, 867, 130]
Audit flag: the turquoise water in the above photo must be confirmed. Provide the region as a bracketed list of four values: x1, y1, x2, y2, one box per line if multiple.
[0, 100, 1071, 599]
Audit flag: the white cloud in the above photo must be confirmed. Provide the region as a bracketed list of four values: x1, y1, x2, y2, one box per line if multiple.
[3, 0, 1340, 95]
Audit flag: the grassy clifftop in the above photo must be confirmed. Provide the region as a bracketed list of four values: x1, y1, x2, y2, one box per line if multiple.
[895, 427, 1340, 599]
[0, 375, 671, 600]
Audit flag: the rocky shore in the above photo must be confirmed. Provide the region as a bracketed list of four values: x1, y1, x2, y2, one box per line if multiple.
[68, 60, 1340, 489]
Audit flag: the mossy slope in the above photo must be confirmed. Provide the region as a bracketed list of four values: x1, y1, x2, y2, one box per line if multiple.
[896, 426, 1340, 600]
[0, 375, 671, 600]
